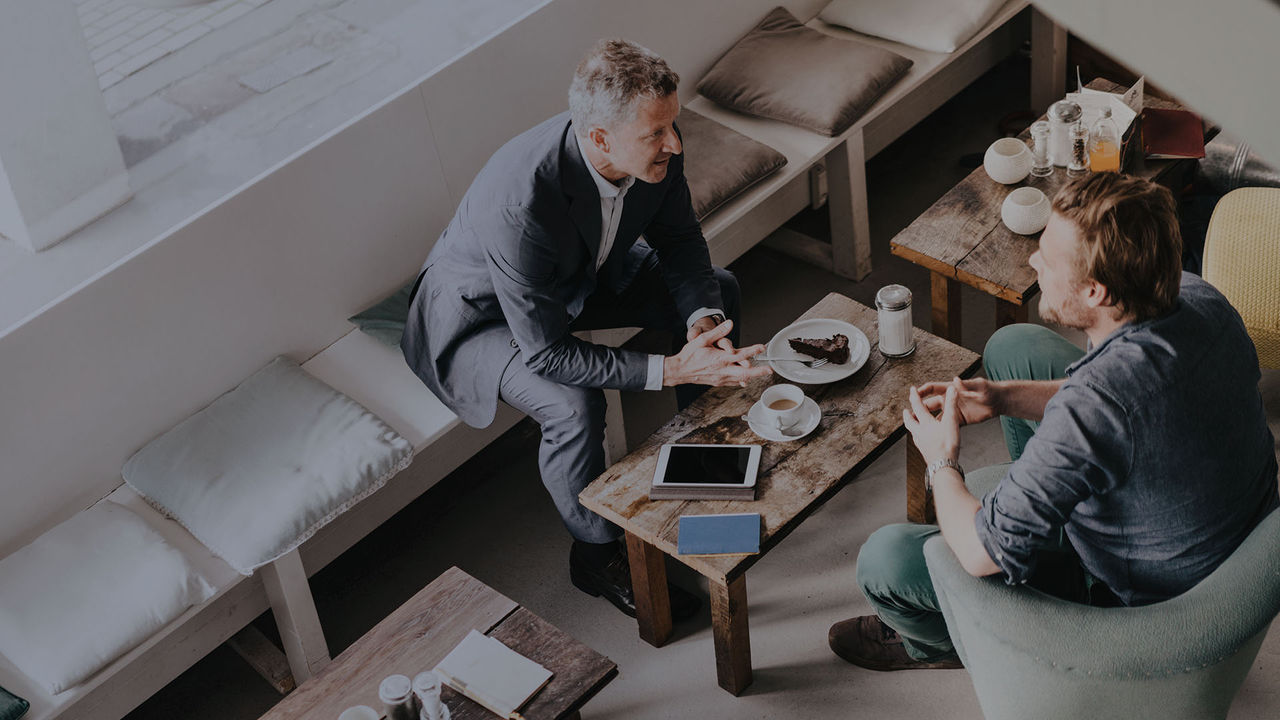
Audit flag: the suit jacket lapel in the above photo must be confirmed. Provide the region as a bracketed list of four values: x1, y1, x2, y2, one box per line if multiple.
[562, 126, 603, 271]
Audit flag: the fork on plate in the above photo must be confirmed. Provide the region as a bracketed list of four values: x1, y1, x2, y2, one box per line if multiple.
[750, 356, 829, 369]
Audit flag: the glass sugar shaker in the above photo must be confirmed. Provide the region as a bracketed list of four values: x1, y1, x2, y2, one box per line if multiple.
[379, 674, 418, 720]
[876, 285, 916, 358]
[1048, 100, 1082, 167]
[1029, 120, 1053, 177]
[414, 671, 451, 720]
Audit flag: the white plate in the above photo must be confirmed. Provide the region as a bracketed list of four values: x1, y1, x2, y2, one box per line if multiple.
[746, 397, 821, 442]
[765, 318, 870, 384]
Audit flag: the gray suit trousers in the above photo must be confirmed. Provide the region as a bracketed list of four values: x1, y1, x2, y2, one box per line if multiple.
[498, 263, 741, 544]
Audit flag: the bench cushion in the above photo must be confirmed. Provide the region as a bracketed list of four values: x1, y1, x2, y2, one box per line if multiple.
[696, 6, 912, 137]
[680, 109, 787, 220]
[819, 0, 1009, 54]
[0, 502, 214, 695]
[123, 356, 413, 575]
[0, 684, 26, 720]
[349, 279, 416, 349]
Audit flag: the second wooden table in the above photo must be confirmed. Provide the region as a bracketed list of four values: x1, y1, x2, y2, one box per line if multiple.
[890, 79, 1205, 344]
[579, 292, 979, 695]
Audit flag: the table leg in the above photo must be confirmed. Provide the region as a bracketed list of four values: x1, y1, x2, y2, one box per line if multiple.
[930, 271, 962, 345]
[995, 299, 1029, 328]
[710, 575, 752, 695]
[625, 532, 672, 647]
[906, 435, 935, 524]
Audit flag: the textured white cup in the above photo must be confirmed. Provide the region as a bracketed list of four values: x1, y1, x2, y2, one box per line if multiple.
[983, 137, 1033, 184]
[338, 707, 380, 720]
[1001, 187, 1051, 235]
[759, 384, 806, 430]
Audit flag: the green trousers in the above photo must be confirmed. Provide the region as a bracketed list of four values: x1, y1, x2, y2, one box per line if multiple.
[856, 324, 1084, 661]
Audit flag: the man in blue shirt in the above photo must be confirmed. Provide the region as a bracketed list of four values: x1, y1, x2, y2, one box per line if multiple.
[830, 172, 1279, 670]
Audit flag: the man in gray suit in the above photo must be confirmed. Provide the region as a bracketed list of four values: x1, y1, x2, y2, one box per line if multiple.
[402, 39, 771, 617]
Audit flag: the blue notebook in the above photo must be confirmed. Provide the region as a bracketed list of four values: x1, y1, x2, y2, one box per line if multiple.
[677, 513, 761, 555]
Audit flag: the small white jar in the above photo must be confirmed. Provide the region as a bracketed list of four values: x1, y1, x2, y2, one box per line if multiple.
[983, 137, 1033, 184]
[876, 285, 916, 358]
[1001, 187, 1051, 235]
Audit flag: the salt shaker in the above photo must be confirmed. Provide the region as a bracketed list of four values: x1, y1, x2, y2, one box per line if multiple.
[1029, 120, 1053, 177]
[379, 674, 418, 720]
[413, 671, 451, 720]
[876, 285, 915, 358]
[1047, 100, 1082, 167]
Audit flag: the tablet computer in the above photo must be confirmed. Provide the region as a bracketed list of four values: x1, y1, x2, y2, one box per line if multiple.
[649, 443, 761, 500]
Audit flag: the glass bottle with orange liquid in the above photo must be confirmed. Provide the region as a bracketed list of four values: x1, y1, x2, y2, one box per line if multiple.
[1089, 107, 1122, 172]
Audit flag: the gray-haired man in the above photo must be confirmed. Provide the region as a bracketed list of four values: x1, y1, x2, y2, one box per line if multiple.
[401, 39, 770, 617]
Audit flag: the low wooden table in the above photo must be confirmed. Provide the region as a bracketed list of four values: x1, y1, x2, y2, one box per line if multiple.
[579, 293, 979, 695]
[259, 567, 617, 720]
[890, 79, 1207, 344]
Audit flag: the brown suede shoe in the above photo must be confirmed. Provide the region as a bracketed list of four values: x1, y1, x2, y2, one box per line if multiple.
[828, 615, 963, 671]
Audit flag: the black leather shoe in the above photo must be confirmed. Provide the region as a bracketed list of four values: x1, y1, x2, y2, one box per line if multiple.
[569, 541, 701, 621]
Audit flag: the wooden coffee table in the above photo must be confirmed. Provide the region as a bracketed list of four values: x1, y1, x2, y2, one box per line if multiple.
[890, 79, 1209, 344]
[579, 293, 979, 695]
[259, 567, 616, 720]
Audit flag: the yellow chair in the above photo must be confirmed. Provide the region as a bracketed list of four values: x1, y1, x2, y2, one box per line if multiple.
[1202, 187, 1280, 369]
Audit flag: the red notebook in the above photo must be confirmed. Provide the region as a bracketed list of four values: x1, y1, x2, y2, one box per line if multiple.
[1141, 107, 1205, 159]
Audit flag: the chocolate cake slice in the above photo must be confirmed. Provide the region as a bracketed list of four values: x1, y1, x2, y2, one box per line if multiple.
[787, 333, 850, 364]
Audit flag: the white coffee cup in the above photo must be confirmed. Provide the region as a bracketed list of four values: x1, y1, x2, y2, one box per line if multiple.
[338, 706, 380, 720]
[759, 384, 806, 431]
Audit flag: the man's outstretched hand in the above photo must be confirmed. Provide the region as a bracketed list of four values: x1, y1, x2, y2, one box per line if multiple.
[665, 319, 771, 387]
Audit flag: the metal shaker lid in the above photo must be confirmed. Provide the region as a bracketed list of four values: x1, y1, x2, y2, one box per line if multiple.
[876, 284, 912, 311]
[1049, 100, 1082, 124]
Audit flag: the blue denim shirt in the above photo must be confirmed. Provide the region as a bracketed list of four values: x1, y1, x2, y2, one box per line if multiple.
[976, 273, 1279, 606]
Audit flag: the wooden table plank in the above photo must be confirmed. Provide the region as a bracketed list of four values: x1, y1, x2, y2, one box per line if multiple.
[475, 609, 617, 720]
[579, 293, 980, 584]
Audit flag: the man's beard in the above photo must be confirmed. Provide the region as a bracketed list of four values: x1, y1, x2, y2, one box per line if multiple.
[1039, 293, 1092, 329]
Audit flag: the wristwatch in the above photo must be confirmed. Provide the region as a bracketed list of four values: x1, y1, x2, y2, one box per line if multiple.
[924, 457, 964, 492]
[707, 313, 726, 327]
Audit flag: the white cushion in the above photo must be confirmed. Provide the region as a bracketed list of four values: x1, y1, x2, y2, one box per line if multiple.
[123, 356, 413, 575]
[0, 502, 215, 694]
[819, 0, 1008, 54]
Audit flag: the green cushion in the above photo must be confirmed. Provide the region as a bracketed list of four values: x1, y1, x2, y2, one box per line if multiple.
[348, 279, 416, 348]
[0, 684, 29, 720]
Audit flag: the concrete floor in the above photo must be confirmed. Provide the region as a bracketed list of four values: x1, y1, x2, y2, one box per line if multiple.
[127, 56, 1280, 719]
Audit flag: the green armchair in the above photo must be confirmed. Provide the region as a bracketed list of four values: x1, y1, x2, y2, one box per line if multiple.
[925, 464, 1280, 720]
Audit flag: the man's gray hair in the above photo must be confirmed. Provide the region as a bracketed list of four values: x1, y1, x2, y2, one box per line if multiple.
[569, 39, 679, 138]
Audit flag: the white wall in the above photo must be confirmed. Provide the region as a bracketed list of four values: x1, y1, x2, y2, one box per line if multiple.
[0, 0, 826, 556]
[1031, 0, 1280, 165]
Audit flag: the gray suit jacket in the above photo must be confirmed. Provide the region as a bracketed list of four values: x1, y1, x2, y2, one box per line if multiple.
[401, 112, 721, 428]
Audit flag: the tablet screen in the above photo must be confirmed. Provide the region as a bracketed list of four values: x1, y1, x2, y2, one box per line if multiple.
[659, 445, 754, 486]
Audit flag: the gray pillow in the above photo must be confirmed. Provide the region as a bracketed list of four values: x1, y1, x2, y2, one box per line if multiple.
[123, 357, 413, 575]
[679, 109, 787, 220]
[348, 279, 416, 349]
[697, 6, 913, 137]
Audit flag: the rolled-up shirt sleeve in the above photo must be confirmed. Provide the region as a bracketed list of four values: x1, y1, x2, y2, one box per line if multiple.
[975, 382, 1132, 585]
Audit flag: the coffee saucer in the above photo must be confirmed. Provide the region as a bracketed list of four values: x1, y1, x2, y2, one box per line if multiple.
[746, 397, 821, 442]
